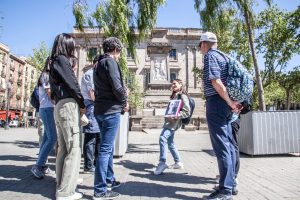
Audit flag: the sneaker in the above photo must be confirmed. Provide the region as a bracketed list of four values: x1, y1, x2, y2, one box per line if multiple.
[77, 178, 84, 185]
[169, 162, 184, 169]
[232, 186, 238, 195]
[154, 162, 168, 175]
[42, 166, 55, 175]
[56, 192, 83, 200]
[31, 165, 44, 179]
[205, 193, 232, 200]
[93, 191, 120, 200]
[213, 186, 237, 196]
[107, 180, 121, 191]
[83, 167, 95, 173]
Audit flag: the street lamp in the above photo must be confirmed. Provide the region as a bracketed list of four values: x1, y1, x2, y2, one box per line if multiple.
[5, 81, 11, 130]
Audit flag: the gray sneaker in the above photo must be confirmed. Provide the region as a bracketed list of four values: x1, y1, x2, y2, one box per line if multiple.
[42, 166, 55, 175]
[31, 165, 44, 179]
[154, 162, 168, 175]
[93, 191, 120, 200]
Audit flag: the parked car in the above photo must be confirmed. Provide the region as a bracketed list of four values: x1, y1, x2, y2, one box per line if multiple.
[9, 120, 19, 127]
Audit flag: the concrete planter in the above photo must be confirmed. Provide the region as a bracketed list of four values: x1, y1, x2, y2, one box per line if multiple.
[114, 112, 129, 157]
[238, 111, 300, 155]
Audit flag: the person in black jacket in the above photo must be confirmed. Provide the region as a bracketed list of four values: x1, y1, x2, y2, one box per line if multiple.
[49, 33, 85, 200]
[93, 37, 128, 200]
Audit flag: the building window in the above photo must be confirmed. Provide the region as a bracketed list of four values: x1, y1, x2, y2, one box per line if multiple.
[169, 49, 177, 60]
[144, 69, 150, 91]
[170, 72, 177, 83]
[87, 47, 98, 62]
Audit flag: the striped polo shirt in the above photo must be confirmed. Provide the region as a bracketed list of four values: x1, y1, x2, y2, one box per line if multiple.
[203, 48, 228, 97]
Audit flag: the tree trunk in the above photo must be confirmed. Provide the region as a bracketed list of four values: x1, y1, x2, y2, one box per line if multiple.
[285, 89, 291, 110]
[244, 7, 266, 111]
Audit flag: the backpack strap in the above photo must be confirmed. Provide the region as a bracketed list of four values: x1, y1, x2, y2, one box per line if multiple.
[210, 49, 230, 63]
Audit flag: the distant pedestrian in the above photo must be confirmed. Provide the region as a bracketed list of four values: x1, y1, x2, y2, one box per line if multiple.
[81, 55, 101, 173]
[49, 33, 85, 200]
[93, 37, 128, 200]
[154, 79, 190, 175]
[200, 32, 241, 200]
[31, 58, 57, 179]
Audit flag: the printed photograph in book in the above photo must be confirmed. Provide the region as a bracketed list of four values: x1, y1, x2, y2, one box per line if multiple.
[164, 99, 182, 118]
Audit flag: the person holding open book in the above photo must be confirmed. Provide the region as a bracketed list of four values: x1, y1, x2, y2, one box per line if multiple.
[154, 79, 191, 175]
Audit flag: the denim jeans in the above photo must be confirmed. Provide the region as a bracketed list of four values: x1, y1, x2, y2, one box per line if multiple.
[159, 128, 181, 163]
[36, 107, 57, 167]
[206, 95, 236, 195]
[83, 132, 100, 170]
[94, 113, 120, 195]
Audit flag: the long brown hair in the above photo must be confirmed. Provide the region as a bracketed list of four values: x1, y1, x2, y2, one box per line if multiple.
[170, 79, 188, 99]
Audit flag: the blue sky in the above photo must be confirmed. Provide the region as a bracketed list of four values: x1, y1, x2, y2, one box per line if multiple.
[0, 0, 299, 70]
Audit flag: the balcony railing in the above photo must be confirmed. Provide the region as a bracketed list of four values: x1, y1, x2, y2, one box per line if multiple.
[1, 72, 6, 78]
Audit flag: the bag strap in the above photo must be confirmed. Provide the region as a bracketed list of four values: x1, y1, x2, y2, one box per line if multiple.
[210, 49, 230, 63]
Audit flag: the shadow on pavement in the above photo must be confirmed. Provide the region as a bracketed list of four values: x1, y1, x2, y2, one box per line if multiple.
[130, 171, 216, 185]
[115, 160, 156, 172]
[0, 164, 55, 199]
[127, 143, 159, 154]
[0, 155, 36, 162]
[0, 140, 39, 149]
[115, 181, 209, 200]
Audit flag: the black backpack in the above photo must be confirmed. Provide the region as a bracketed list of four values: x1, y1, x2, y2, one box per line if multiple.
[179, 94, 195, 125]
[30, 86, 40, 110]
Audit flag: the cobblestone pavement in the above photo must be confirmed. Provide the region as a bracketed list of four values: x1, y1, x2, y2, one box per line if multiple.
[0, 128, 300, 200]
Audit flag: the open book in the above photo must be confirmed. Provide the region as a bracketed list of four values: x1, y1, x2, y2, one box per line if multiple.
[164, 99, 182, 118]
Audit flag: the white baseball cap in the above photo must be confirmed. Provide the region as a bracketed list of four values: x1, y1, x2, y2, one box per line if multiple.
[199, 32, 218, 43]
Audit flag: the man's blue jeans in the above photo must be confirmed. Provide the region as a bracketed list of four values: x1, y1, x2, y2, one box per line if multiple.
[159, 128, 181, 163]
[37, 107, 57, 167]
[94, 113, 120, 195]
[206, 95, 236, 195]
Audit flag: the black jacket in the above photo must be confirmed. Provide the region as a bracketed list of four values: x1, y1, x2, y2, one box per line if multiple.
[49, 55, 85, 109]
[93, 55, 127, 115]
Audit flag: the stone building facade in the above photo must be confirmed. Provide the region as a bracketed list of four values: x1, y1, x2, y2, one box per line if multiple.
[0, 42, 38, 121]
[71, 27, 207, 131]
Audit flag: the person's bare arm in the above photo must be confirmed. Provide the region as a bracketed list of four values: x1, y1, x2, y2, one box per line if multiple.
[89, 90, 95, 101]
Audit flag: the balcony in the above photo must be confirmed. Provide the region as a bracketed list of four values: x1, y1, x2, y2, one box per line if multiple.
[9, 77, 14, 84]
[17, 79, 22, 86]
[10, 65, 15, 71]
[1, 71, 6, 78]
[16, 94, 21, 100]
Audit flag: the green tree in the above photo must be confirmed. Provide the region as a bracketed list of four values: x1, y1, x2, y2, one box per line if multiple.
[194, 0, 272, 111]
[27, 41, 50, 72]
[277, 67, 300, 110]
[73, 0, 165, 108]
[256, 6, 300, 86]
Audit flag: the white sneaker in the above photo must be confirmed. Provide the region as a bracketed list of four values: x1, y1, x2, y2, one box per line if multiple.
[154, 162, 168, 175]
[56, 192, 83, 200]
[77, 178, 83, 185]
[169, 162, 184, 169]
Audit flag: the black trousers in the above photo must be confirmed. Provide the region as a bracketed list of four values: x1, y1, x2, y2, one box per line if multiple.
[83, 133, 100, 170]
[231, 118, 240, 178]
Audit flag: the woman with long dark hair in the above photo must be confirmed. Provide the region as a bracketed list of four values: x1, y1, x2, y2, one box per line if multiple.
[49, 33, 85, 200]
[154, 79, 190, 175]
[31, 57, 57, 179]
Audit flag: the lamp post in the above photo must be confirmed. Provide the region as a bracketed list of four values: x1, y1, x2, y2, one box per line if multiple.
[4, 81, 11, 130]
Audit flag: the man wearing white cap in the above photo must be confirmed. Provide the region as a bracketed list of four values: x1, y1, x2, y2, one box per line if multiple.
[199, 32, 240, 200]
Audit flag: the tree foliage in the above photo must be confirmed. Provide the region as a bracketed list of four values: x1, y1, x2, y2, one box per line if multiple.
[27, 41, 50, 73]
[73, 0, 165, 108]
[256, 5, 300, 85]
[194, 0, 273, 111]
